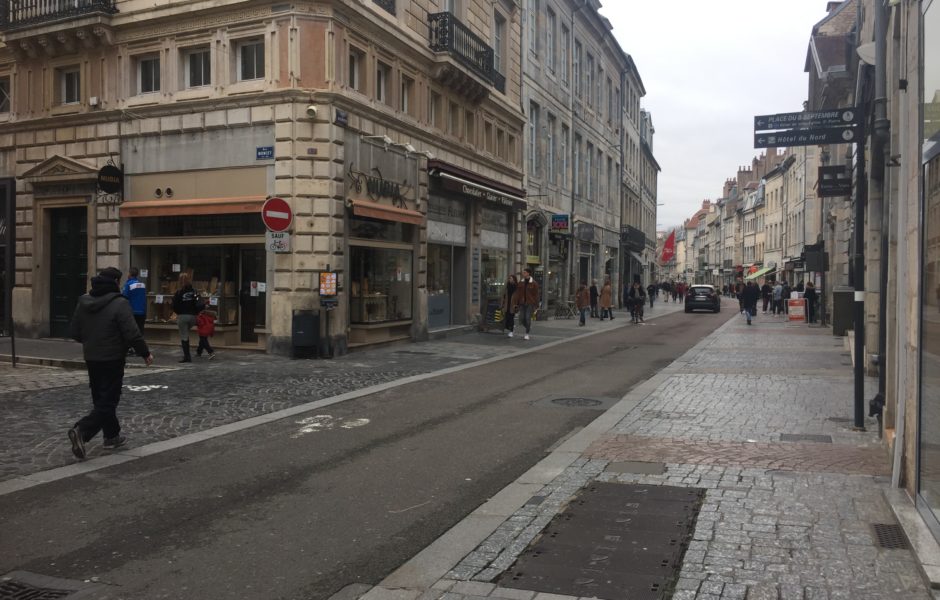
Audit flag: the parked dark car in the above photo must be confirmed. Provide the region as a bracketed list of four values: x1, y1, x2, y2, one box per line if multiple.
[685, 284, 721, 313]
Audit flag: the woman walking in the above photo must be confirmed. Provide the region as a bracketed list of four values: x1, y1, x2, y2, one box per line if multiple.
[599, 278, 613, 320]
[503, 274, 518, 337]
[172, 272, 203, 363]
[575, 281, 590, 326]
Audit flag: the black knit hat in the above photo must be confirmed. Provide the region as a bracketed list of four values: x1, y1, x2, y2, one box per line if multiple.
[99, 267, 122, 281]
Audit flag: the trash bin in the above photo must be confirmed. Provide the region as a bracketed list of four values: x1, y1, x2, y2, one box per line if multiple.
[291, 309, 319, 359]
[832, 286, 854, 336]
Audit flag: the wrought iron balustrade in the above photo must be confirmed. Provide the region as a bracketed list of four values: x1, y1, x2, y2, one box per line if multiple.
[372, 0, 394, 15]
[427, 12, 496, 86]
[2, 0, 117, 30]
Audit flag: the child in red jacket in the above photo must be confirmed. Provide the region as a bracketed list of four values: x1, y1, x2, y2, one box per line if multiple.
[195, 310, 216, 359]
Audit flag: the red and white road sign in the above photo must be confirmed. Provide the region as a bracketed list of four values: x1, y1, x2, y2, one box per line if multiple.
[261, 197, 293, 232]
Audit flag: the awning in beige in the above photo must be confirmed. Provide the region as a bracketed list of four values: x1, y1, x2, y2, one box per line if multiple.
[120, 196, 266, 218]
[349, 199, 424, 225]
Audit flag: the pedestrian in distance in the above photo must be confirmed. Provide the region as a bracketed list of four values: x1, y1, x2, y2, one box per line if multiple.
[740, 281, 760, 325]
[772, 280, 784, 315]
[121, 267, 147, 356]
[782, 281, 792, 314]
[575, 281, 590, 326]
[671, 282, 678, 303]
[647, 283, 656, 309]
[589, 280, 599, 318]
[599, 278, 613, 320]
[804, 280, 818, 324]
[195, 309, 217, 359]
[511, 268, 540, 341]
[68, 267, 154, 460]
[172, 272, 204, 363]
[761, 281, 772, 313]
[628, 281, 646, 323]
[503, 274, 518, 337]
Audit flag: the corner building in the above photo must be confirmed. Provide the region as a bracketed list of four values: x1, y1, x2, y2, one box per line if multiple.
[0, 0, 525, 355]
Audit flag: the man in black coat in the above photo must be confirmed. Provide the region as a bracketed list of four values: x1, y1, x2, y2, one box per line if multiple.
[760, 282, 773, 313]
[68, 267, 153, 460]
[589, 280, 599, 318]
[740, 281, 761, 326]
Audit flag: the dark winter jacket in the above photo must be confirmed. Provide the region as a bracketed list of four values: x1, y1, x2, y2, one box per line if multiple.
[589, 284, 599, 305]
[70, 276, 150, 361]
[740, 284, 761, 308]
[511, 277, 540, 308]
[172, 285, 203, 316]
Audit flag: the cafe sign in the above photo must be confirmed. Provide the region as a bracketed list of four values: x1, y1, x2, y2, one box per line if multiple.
[347, 164, 412, 208]
[550, 213, 571, 234]
[435, 173, 526, 211]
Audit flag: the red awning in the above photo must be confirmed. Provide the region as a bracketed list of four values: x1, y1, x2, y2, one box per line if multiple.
[349, 199, 424, 225]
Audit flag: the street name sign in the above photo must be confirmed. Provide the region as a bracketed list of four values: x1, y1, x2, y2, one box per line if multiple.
[754, 109, 859, 131]
[754, 126, 858, 149]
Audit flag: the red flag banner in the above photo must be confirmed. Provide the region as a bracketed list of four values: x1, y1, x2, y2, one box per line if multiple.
[660, 231, 676, 263]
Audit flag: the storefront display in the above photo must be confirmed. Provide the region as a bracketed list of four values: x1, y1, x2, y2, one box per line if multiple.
[481, 208, 511, 301]
[427, 195, 469, 329]
[349, 245, 413, 323]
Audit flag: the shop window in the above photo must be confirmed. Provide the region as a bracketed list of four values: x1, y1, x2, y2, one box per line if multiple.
[136, 54, 161, 95]
[0, 76, 10, 113]
[184, 47, 211, 88]
[131, 214, 265, 238]
[236, 38, 265, 81]
[57, 66, 80, 105]
[349, 246, 413, 324]
[348, 217, 413, 242]
[130, 245, 250, 327]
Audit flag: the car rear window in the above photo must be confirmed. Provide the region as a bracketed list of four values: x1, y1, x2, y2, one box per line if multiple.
[691, 287, 713, 295]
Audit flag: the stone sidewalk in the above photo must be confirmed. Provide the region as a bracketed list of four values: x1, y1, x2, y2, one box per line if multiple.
[358, 311, 935, 600]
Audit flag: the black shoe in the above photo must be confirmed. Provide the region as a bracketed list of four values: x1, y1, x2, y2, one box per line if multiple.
[179, 357, 192, 363]
[68, 428, 86, 460]
[103, 435, 127, 449]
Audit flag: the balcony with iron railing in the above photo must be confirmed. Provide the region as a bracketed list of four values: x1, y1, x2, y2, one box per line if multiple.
[1, 0, 117, 30]
[427, 11, 504, 96]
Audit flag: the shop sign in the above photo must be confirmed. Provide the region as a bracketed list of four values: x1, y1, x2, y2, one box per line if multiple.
[787, 299, 806, 324]
[97, 164, 123, 194]
[550, 214, 571, 234]
[265, 231, 290, 253]
[818, 165, 852, 197]
[320, 271, 337, 296]
[436, 174, 525, 210]
[348, 165, 412, 208]
[526, 255, 540, 265]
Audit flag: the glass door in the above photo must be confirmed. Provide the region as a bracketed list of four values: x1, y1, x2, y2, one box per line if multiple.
[49, 207, 87, 338]
[239, 246, 266, 343]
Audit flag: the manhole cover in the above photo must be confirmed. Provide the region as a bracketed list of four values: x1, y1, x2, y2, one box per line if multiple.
[497, 482, 705, 599]
[607, 461, 667, 475]
[780, 433, 832, 443]
[0, 572, 103, 600]
[552, 397, 603, 408]
[872, 523, 910, 549]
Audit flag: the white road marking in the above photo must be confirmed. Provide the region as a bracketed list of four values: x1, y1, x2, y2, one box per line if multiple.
[124, 384, 169, 392]
[292, 415, 370, 438]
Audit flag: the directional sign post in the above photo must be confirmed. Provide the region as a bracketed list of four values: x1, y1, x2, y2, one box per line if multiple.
[753, 108, 860, 149]
[261, 197, 293, 232]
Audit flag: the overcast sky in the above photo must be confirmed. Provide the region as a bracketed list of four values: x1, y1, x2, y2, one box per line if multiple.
[599, 0, 832, 230]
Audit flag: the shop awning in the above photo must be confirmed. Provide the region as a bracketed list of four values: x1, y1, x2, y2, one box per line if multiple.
[629, 251, 644, 263]
[349, 199, 424, 225]
[745, 265, 774, 280]
[430, 170, 527, 211]
[120, 196, 266, 218]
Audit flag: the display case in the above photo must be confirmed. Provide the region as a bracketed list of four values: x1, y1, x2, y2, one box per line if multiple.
[349, 246, 413, 324]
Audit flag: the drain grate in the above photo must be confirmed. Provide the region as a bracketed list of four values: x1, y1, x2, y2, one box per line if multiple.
[532, 397, 616, 411]
[0, 580, 71, 600]
[552, 397, 603, 408]
[497, 482, 705, 599]
[0, 572, 102, 600]
[780, 433, 833, 443]
[872, 523, 910, 549]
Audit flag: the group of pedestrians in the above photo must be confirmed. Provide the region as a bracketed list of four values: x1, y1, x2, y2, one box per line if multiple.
[501, 268, 541, 340]
[67, 266, 220, 461]
[736, 278, 820, 326]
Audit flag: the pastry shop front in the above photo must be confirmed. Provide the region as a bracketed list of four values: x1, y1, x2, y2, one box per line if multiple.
[120, 199, 270, 349]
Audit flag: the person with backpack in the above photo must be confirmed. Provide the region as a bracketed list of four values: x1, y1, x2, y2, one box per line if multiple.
[172, 272, 204, 363]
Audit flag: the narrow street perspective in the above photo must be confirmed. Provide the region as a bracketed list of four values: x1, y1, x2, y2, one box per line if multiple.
[2, 0, 940, 599]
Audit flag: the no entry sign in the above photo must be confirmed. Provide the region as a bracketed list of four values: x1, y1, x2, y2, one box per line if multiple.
[261, 197, 293, 232]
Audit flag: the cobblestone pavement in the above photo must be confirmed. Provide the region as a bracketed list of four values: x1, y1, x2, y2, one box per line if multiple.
[0, 302, 685, 482]
[403, 314, 934, 600]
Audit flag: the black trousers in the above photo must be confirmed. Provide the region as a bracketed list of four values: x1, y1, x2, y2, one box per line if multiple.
[196, 336, 215, 355]
[75, 359, 125, 441]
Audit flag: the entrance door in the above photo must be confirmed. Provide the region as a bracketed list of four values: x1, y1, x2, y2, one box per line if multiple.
[50, 207, 87, 338]
[239, 246, 266, 343]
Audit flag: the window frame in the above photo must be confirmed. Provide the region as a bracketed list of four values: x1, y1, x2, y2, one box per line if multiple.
[136, 53, 161, 95]
[376, 60, 392, 105]
[236, 38, 265, 82]
[59, 66, 81, 105]
[400, 74, 414, 115]
[546, 9, 556, 72]
[182, 47, 212, 89]
[560, 26, 570, 84]
[0, 75, 10, 113]
[349, 46, 365, 92]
